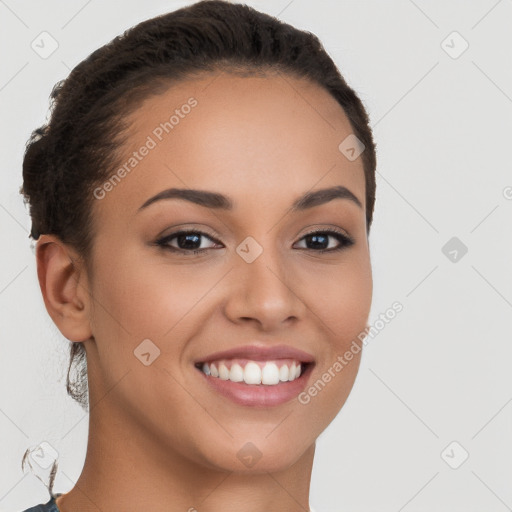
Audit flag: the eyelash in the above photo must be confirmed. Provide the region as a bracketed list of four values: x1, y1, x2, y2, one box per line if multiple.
[155, 228, 354, 255]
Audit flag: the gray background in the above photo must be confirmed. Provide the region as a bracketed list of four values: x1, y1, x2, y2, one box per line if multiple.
[1, 1, 511, 511]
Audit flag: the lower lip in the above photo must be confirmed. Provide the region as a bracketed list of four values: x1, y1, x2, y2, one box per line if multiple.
[196, 363, 315, 408]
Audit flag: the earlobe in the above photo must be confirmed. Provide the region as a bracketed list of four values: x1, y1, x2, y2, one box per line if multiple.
[36, 235, 92, 342]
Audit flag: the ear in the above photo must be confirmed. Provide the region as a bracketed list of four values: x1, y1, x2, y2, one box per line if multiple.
[35, 234, 92, 342]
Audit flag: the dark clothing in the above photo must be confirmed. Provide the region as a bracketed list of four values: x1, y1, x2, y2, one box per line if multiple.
[20, 493, 62, 512]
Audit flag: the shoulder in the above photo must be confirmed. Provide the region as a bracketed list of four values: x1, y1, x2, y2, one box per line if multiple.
[19, 494, 61, 512]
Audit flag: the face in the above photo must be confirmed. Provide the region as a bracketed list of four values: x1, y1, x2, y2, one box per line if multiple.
[85, 71, 372, 473]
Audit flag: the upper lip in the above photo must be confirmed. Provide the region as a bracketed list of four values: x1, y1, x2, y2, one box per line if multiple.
[195, 344, 315, 364]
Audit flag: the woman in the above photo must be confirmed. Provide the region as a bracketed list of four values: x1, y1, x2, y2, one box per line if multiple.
[19, 0, 377, 510]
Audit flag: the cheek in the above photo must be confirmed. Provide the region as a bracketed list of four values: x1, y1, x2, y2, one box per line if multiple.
[302, 256, 371, 401]
[304, 257, 373, 345]
[90, 246, 206, 341]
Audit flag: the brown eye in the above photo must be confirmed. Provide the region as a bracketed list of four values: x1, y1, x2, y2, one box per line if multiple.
[294, 229, 354, 252]
[156, 230, 222, 253]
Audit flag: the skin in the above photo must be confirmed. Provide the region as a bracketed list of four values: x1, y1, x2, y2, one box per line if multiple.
[37, 71, 372, 512]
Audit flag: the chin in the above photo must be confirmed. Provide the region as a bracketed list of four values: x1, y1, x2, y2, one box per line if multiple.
[196, 431, 315, 474]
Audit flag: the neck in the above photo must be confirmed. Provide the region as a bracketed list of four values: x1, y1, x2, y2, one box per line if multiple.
[56, 355, 315, 512]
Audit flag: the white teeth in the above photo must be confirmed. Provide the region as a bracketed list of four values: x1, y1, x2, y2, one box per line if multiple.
[229, 363, 244, 382]
[290, 362, 300, 380]
[288, 362, 295, 380]
[218, 363, 230, 380]
[200, 359, 305, 386]
[261, 362, 280, 385]
[243, 362, 262, 385]
[279, 364, 289, 382]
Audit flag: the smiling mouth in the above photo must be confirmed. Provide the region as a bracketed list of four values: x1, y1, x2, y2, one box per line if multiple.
[194, 359, 314, 386]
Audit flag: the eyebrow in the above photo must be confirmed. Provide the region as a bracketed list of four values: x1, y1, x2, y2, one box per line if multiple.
[137, 185, 363, 212]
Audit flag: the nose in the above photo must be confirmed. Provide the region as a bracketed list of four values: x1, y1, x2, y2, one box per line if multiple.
[223, 245, 306, 331]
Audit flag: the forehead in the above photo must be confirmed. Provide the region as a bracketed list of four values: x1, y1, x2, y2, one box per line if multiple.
[95, 71, 366, 219]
